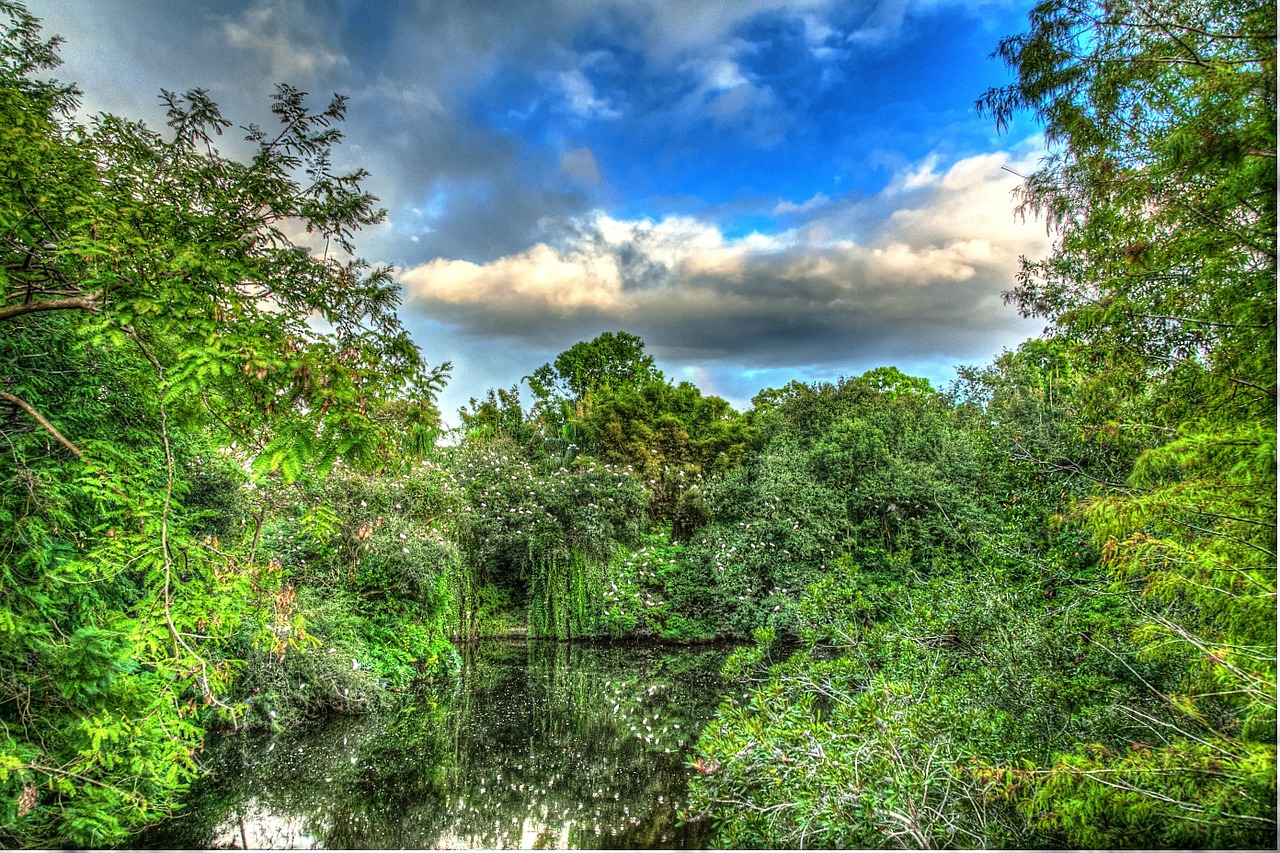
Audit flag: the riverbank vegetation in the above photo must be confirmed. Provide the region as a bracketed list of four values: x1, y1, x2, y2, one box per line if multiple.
[1, 0, 1273, 848]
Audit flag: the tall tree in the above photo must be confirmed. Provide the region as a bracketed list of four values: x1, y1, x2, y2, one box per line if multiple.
[979, 0, 1276, 845]
[528, 330, 662, 405]
[525, 330, 666, 465]
[577, 379, 752, 526]
[979, 0, 1275, 402]
[0, 3, 443, 844]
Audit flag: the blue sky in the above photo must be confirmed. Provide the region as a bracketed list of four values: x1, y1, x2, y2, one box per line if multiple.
[32, 0, 1050, 421]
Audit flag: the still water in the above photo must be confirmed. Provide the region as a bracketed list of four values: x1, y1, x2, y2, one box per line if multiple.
[145, 641, 731, 849]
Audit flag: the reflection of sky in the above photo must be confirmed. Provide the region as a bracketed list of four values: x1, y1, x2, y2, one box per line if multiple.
[431, 815, 569, 849]
[33, 1, 1048, 421]
[210, 799, 319, 849]
[212, 795, 625, 849]
[520, 817, 569, 850]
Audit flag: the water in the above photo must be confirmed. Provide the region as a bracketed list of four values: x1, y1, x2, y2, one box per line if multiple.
[145, 640, 731, 849]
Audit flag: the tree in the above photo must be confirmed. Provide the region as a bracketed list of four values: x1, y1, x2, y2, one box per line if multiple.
[977, 0, 1276, 845]
[689, 2, 1275, 843]
[526, 331, 663, 453]
[577, 378, 753, 526]
[0, 3, 443, 844]
[457, 385, 538, 449]
[528, 330, 662, 405]
[445, 437, 647, 640]
[980, 0, 1275, 397]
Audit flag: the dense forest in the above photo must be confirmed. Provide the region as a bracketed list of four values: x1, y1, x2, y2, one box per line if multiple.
[1, 0, 1274, 848]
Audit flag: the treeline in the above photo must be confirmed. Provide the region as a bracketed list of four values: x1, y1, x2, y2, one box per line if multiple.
[0, 0, 1274, 848]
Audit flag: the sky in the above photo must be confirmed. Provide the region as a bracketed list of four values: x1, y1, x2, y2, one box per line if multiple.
[30, 0, 1051, 422]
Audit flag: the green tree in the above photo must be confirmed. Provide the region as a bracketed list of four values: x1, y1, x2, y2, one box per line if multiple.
[976, 0, 1276, 845]
[686, 353, 1169, 848]
[457, 385, 539, 450]
[445, 437, 647, 639]
[0, 4, 443, 844]
[516, 332, 751, 522]
[526, 331, 663, 459]
[979, 0, 1275, 395]
[577, 378, 753, 526]
[528, 330, 662, 406]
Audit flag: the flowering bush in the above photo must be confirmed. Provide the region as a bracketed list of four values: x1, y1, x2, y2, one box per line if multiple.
[443, 437, 648, 638]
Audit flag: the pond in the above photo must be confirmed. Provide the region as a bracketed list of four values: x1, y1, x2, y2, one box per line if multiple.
[143, 640, 732, 849]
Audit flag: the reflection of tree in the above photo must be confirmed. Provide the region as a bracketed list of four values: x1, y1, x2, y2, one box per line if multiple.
[142, 642, 726, 849]
[139, 707, 416, 848]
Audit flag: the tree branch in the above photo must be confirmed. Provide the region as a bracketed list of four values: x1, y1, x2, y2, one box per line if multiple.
[0, 293, 100, 322]
[1227, 376, 1278, 399]
[0, 390, 84, 459]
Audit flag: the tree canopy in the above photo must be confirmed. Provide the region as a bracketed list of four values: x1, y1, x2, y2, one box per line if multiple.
[688, 2, 1275, 847]
[528, 330, 662, 407]
[974, 1, 1276, 843]
[1, 3, 445, 843]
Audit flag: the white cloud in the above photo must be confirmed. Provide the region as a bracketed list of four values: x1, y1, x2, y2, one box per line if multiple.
[877, 148, 1041, 249]
[628, 0, 833, 59]
[555, 69, 621, 118]
[401, 145, 1050, 372]
[845, 0, 912, 46]
[774, 192, 831, 215]
[402, 244, 623, 314]
[888, 153, 944, 193]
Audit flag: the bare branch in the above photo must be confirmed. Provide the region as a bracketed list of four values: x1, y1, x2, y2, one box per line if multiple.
[0, 390, 84, 459]
[0, 293, 100, 322]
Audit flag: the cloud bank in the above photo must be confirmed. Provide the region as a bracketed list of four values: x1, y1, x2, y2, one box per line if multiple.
[401, 147, 1048, 379]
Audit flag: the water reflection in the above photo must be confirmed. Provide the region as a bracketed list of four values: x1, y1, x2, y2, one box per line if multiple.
[146, 641, 729, 849]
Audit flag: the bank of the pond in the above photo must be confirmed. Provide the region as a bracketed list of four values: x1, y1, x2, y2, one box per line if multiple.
[467, 626, 738, 647]
[142, 640, 733, 850]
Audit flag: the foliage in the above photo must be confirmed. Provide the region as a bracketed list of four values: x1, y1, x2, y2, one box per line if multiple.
[0, 3, 444, 845]
[491, 332, 753, 522]
[669, 369, 994, 641]
[978, 0, 1274, 391]
[688, 541, 1160, 848]
[576, 378, 753, 525]
[524, 331, 661, 466]
[443, 437, 648, 639]
[528, 551, 607, 640]
[597, 535, 718, 641]
[457, 385, 540, 452]
[0, 0, 1273, 847]
[233, 458, 463, 729]
[687, 300, 1271, 850]
[973, 0, 1277, 845]
[528, 330, 662, 407]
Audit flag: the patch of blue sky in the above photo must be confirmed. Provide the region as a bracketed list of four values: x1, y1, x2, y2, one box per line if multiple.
[32, 0, 1053, 421]
[462, 1, 1036, 230]
[720, 214, 781, 241]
